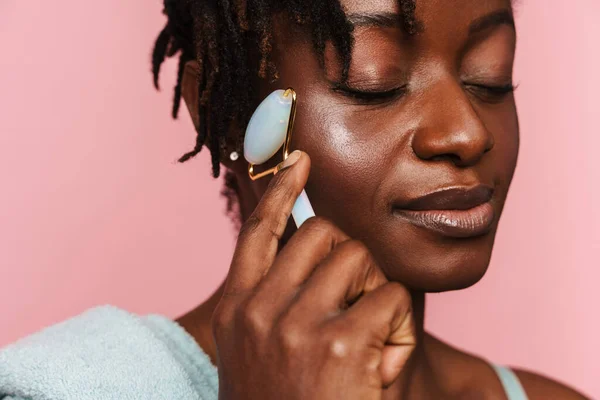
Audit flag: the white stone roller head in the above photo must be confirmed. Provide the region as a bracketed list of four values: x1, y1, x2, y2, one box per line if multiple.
[244, 89, 293, 165]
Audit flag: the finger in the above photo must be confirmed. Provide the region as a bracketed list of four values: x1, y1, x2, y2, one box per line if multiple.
[343, 282, 416, 387]
[225, 150, 310, 295]
[240, 219, 348, 328]
[249, 217, 350, 315]
[285, 240, 388, 322]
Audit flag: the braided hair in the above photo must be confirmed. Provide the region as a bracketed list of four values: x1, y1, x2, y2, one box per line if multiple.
[152, 0, 417, 180]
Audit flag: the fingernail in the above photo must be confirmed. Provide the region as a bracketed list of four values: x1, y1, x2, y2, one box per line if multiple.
[278, 150, 302, 171]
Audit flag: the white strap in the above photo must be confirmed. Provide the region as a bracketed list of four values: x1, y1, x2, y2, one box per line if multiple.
[492, 364, 529, 400]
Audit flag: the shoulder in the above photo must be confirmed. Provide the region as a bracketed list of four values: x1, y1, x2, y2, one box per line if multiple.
[513, 369, 590, 400]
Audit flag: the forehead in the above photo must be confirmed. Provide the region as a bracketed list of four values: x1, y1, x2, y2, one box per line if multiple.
[340, 0, 399, 14]
[339, 0, 513, 25]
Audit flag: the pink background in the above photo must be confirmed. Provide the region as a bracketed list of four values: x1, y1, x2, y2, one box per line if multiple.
[0, 0, 598, 397]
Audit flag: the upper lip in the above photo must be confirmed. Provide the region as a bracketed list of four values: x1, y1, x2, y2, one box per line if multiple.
[396, 185, 494, 211]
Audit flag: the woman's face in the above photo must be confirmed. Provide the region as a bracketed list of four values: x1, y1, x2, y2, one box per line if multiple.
[261, 0, 518, 291]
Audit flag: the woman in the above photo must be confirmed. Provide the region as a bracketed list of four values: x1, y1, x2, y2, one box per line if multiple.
[0, 0, 589, 399]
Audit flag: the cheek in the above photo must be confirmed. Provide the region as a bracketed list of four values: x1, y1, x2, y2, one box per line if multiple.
[479, 100, 520, 191]
[292, 100, 387, 221]
[502, 104, 519, 179]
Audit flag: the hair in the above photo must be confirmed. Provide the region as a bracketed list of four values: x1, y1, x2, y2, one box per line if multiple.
[152, 0, 417, 174]
[151, 0, 416, 220]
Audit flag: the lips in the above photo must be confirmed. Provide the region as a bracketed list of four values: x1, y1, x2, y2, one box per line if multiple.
[393, 185, 496, 238]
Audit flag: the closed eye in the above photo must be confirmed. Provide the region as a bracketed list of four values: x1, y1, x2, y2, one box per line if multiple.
[331, 83, 408, 105]
[464, 82, 517, 103]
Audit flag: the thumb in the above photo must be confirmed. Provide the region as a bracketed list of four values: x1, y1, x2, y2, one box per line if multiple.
[225, 150, 310, 295]
[380, 310, 416, 387]
[380, 344, 415, 388]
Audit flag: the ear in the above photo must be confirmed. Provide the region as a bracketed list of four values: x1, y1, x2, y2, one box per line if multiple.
[180, 60, 248, 174]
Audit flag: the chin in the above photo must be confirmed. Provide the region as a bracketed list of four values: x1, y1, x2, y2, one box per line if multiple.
[368, 224, 498, 293]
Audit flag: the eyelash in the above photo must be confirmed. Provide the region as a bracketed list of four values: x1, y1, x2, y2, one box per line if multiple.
[331, 84, 408, 105]
[464, 82, 517, 103]
[332, 82, 516, 105]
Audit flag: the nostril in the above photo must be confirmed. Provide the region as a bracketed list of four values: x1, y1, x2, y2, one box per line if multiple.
[430, 153, 462, 164]
[484, 138, 495, 154]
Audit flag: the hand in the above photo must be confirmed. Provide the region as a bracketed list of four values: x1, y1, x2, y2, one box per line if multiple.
[212, 151, 416, 400]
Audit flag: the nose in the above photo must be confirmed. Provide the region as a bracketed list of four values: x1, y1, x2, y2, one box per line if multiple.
[411, 78, 494, 168]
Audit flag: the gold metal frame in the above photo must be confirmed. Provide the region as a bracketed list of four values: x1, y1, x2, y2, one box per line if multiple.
[248, 88, 298, 181]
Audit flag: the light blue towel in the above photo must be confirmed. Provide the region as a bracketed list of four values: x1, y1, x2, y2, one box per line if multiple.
[0, 306, 527, 400]
[0, 306, 219, 400]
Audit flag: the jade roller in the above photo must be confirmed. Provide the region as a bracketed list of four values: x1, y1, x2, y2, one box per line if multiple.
[244, 88, 315, 227]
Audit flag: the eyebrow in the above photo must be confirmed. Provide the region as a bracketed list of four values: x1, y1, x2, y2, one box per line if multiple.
[469, 9, 515, 36]
[347, 9, 515, 35]
[347, 12, 402, 28]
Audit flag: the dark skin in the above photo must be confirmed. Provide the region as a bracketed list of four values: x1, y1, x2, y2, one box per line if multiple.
[176, 0, 588, 398]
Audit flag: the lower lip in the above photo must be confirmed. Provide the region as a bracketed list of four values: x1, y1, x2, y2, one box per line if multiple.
[393, 202, 495, 239]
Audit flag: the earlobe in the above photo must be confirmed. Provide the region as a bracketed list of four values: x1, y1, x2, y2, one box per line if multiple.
[181, 60, 201, 130]
[179, 59, 247, 173]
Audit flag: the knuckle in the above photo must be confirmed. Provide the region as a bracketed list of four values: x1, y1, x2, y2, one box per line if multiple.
[238, 214, 262, 239]
[343, 240, 371, 263]
[327, 337, 350, 359]
[267, 172, 298, 202]
[276, 318, 305, 354]
[341, 241, 388, 292]
[296, 216, 349, 250]
[384, 281, 410, 301]
[239, 210, 286, 242]
[300, 216, 337, 236]
[211, 304, 233, 337]
[298, 217, 348, 248]
[321, 328, 353, 360]
[303, 216, 334, 230]
[382, 281, 413, 314]
[342, 240, 375, 279]
[264, 213, 288, 241]
[364, 347, 382, 373]
[239, 299, 270, 337]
